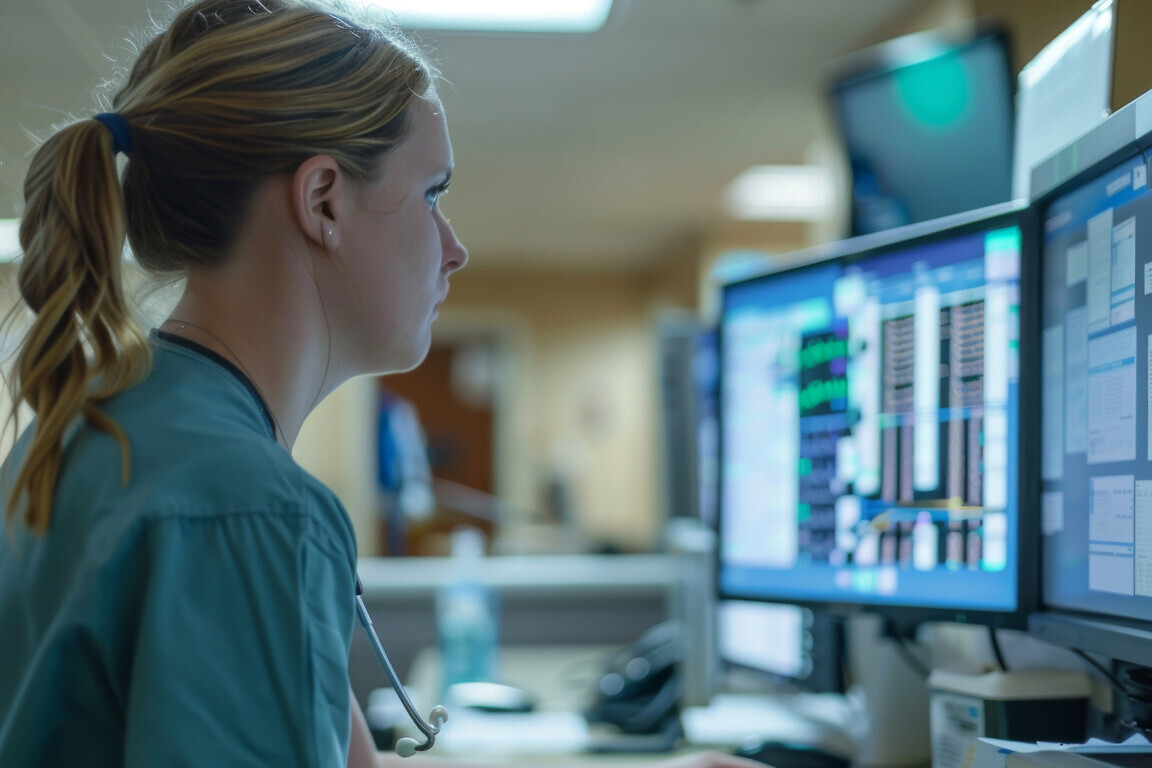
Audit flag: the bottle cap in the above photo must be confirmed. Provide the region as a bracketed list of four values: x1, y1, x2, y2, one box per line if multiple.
[451, 526, 485, 559]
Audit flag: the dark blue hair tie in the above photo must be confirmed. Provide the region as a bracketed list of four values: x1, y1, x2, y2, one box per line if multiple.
[92, 112, 133, 156]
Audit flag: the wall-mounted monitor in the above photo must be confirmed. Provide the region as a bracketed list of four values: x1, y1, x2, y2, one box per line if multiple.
[828, 25, 1015, 236]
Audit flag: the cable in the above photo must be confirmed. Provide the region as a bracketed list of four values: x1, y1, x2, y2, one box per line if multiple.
[1071, 648, 1127, 700]
[891, 634, 931, 680]
[1069, 649, 1151, 737]
[987, 626, 1009, 672]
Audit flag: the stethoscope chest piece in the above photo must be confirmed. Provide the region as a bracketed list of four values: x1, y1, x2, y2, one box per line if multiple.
[394, 705, 449, 756]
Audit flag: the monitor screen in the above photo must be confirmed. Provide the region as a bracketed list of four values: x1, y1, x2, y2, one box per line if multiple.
[718, 211, 1024, 621]
[1040, 151, 1152, 622]
[717, 600, 843, 693]
[830, 30, 1014, 236]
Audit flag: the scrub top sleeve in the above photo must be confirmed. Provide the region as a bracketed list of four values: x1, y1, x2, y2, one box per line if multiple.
[120, 510, 354, 768]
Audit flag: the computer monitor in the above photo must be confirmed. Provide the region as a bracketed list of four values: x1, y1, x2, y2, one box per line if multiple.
[656, 317, 718, 527]
[718, 203, 1034, 629]
[717, 599, 844, 694]
[828, 24, 1014, 236]
[1030, 85, 1152, 666]
[694, 329, 720, 531]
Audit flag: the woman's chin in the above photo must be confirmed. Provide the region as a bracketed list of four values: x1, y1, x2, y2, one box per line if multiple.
[388, 338, 432, 375]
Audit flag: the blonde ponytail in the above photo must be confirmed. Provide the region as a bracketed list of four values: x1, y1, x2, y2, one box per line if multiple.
[6, 0, 435, 534]
[6, 119, 151, 534]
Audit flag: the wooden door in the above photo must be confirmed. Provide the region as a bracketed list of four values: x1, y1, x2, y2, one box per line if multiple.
[379, 341, 497, 554]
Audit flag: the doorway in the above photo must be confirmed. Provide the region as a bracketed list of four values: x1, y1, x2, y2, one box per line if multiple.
[378, 338, 501, 554]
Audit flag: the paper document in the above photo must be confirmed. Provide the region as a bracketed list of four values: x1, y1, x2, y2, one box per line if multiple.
[973, 734, 1151, 768]
[433, 710, 592, 755]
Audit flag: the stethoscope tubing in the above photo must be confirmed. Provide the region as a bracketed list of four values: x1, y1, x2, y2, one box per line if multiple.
[355, 577, 449, 755]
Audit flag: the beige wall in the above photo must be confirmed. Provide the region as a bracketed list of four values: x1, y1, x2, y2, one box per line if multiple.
[865, 0, 974, 44]
[436, 267, 668, 551]
[294, 378, 380, 558]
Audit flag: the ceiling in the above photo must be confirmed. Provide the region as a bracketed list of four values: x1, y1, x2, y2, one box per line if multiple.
[0, 0, 927, 271]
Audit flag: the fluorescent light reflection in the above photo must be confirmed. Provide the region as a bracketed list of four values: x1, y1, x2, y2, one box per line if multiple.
[0, 219, 19, 262]
[723, 165, 835, 221]
[361, 0, 614, 32]
[0, 219, 140, 264]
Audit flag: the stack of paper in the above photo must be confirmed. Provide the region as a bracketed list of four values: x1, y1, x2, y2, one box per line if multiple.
[969, 734, 1151, 768]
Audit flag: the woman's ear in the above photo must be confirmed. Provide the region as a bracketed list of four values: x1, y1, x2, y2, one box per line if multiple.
[292, 155, 343, 251]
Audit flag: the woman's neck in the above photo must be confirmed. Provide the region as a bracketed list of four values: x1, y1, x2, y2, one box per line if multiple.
[164, 256, 343, 452]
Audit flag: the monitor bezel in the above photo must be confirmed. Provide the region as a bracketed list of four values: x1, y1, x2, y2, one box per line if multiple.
[1033, 150, 1147, 622]
[715, 202, 1039, 632]
[1029, 611, 1152, 668]
[1030, 121, 1152, 644]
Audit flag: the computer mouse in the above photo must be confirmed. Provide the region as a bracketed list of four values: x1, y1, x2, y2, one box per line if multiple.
[733, 738, 852, 768]
[443, 681, 536, 713]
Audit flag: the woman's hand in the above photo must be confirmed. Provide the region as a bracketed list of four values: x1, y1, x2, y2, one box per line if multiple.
[374, 751, 770, 768]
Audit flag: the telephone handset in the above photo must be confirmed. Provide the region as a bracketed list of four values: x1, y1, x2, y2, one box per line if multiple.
[585, 621, 683, 736]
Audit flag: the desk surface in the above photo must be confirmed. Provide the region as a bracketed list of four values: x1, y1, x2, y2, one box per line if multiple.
[389, 645, 858, 762]
[358, 555, 677, 599]
[407, 644, 618, 715]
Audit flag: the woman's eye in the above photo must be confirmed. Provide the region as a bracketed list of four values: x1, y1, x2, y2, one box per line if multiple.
[427, 183, 450, 210]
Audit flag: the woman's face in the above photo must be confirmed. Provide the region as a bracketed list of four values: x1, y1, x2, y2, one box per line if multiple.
[330, 94, 468, 375]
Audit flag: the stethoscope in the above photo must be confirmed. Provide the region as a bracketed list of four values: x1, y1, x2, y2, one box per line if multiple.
[355, 577, 449, 756]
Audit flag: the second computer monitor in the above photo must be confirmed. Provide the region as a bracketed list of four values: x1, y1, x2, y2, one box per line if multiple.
[718, 205, 1029, 625]
[1041, 151, 1152, 624]
[717, 600, 844, 693]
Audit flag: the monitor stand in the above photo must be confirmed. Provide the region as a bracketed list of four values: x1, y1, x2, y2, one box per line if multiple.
[845, 613, 932, 766]
[681, 613, 930, 764]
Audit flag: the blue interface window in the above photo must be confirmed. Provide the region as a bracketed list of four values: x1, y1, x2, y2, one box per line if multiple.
[720, 224, 1021, 611]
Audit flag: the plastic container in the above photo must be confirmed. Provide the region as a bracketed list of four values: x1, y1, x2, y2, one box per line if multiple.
[437, 527, 498, 695]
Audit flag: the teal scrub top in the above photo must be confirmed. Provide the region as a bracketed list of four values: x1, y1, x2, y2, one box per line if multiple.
[0, 331, 358, 767]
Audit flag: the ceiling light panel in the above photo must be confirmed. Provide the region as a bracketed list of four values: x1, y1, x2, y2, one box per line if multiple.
[723, 165, 836, 222]
[360, 0, 614, 33]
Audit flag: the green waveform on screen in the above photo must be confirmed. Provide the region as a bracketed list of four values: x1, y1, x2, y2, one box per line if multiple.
[798, 377, 848, 412]
[800, 337, 848, 371]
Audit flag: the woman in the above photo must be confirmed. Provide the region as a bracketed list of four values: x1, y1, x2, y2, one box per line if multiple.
[0, 2, 760, 767]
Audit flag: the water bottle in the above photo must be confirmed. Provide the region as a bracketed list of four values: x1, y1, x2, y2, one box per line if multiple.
[437, 527, 498, 695]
